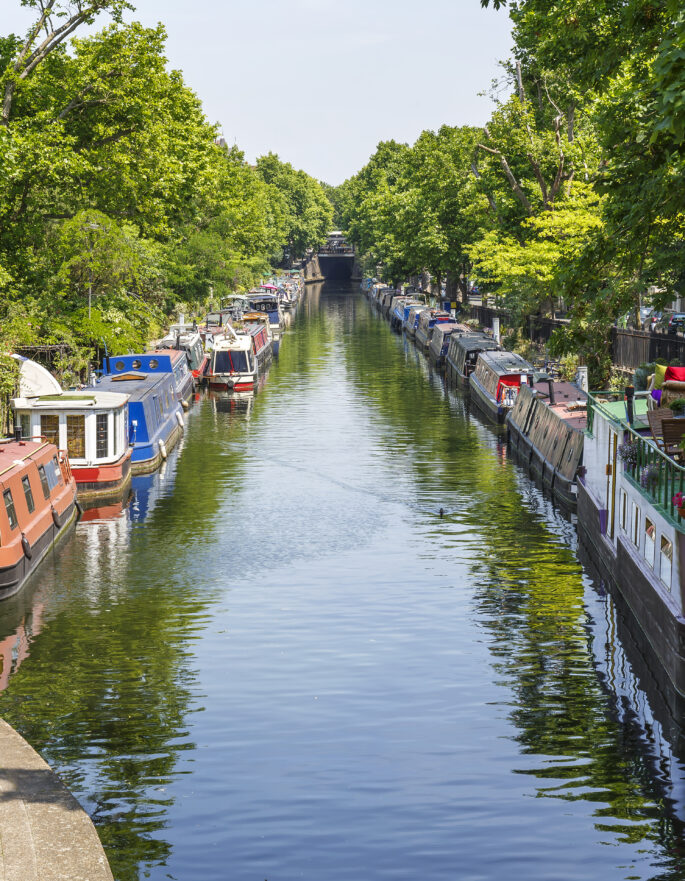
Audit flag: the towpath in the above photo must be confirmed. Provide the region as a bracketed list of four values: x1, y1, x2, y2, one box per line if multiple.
[0, 719, 113, 881]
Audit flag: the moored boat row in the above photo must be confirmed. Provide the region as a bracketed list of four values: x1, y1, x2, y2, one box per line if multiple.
[2, 273, 306, 600]
[364, 276, 685, 705]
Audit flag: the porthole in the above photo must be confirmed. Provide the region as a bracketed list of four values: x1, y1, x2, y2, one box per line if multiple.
[115, 360, 125, 371]
[132, 359, 142, 369]
[149, 358, 158, 369]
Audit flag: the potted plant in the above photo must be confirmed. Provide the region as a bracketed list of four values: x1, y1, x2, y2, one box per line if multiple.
[617, 439, 639, 469]
[669, 398, 685, 417]
[673, 492, 685, 518]
[640, 463, 660, 490]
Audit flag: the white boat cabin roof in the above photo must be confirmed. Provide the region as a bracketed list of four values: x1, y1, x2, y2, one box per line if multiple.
[12, 391, 128, 410]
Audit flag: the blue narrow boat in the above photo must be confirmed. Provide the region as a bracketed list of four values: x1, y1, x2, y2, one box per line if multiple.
[95, 371, 184, 474]
[102, 351, 194, 409]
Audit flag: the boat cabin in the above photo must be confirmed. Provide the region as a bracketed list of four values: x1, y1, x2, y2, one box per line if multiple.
[158, 325, 208, 380]
[103, 351, 193, 407]
[94, 371, 183, 473]
[207, 331, 257, 392]
[445, 333, 501, 383]
[12, 391, 131, 501]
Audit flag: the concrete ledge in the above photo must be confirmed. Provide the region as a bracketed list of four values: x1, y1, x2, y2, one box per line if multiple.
[0, 719, 113, 881]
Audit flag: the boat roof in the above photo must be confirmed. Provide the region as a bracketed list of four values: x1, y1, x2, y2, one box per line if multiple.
[0, 439, 57, 480]
[527, 381, 588, 429]
[453, 333, 500, 353]
[95, 371, 175, 396]
[12, 390, 128, 409]
[478, 350, 533, 372]
[213, 334, 251, 350]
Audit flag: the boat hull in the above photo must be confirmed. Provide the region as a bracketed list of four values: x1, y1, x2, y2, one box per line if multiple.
[577, 478, 685, 699]
[0, 500, 78, 600]
[73, 449, 132, 502]
[131, 422, 183, 475]
[468, 374, 508, 424]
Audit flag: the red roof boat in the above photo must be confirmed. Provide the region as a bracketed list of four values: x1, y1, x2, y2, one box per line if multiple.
[0, 438, 78, 600]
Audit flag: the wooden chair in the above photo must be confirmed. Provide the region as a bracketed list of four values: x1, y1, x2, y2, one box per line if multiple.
[647, 407, 673, 451]
[661, 418, 685, 460]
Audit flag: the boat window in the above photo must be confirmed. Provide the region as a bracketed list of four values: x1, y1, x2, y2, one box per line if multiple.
[644, 518, 655, 567]
[46, 456, 62, 490]
[631, 501, 639, 547]
[96, 413, 108, 458]
[21, 475, 35, 513]
[37, 464, 50, 499]
[149, 359, 158, 369]
[40, 414, 59, 446]
[115, 360, 125, 371]
[66, 414, 86, 459]
[214, 350, 249, 373]
[132, 359, 142, 369]
[3, 490, 18, 530]
[619, 489, 627, 530]
[660, 536, 673, 589]
[19, 413, 30, 440]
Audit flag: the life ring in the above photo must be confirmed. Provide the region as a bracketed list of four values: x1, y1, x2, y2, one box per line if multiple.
[176, 411, 184, 428]
[51, 506, 61, 528]
[21, 534, 32, 560]
[159, 439, 167, 460]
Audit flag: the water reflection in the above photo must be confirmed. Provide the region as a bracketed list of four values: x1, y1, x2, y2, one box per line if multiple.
[2, 284, 685, 879]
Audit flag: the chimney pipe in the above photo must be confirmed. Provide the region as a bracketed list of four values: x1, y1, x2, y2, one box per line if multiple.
[625, 385, 635, 425]
[14, 426, 22, 442]
[547, 378, 556, 405]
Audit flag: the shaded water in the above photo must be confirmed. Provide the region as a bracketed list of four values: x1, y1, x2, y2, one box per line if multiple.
[2, 283, 685, 879]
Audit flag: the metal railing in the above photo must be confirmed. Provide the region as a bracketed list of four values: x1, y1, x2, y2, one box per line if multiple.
[587, 391, 685, 524]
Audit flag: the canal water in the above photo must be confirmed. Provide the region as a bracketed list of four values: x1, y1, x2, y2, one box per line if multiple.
[2, 282, 685, 881]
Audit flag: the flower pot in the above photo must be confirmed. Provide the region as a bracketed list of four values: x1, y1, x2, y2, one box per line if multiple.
[679, 507, 685, 519]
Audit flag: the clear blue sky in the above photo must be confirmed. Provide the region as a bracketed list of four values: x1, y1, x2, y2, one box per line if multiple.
[4, 0, 513, 184]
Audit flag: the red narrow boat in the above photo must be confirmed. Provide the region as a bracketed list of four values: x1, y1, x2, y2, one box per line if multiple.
[0, 439, 78, 599]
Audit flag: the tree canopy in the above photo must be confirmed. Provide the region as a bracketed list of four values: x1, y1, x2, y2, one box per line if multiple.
[334, 0, 685, 382]
[0, 4, 332, 378]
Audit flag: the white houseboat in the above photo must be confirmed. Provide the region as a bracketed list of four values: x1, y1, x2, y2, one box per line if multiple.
[11, 357, 132, 505]
[578, 390, 685, 698]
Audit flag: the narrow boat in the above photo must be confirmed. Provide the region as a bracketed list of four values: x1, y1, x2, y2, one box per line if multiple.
[577, 390, 685, 699]
[415, 309, 453, 351]
[94, 371, 183, 474]
[247, 293, 285, 352]
[0, 437, 78, 599]
[404, 305, 427, 338]
[444, 332, 501, 387]
[239, 314, 273, 365]
[11, 355, 132, 506]
[158, 324, 208, 382]
[390, 297, 422, 332]
[206, 327, 258, 392]
[507, 380, 587, 508]
[427, 322, 470, 368]
[103, 351, 194, 409]
[469, 350, 535, 424]
[12, 391, 132, 506]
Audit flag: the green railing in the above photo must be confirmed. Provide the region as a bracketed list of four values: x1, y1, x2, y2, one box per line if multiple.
[587, 391, 685, 525]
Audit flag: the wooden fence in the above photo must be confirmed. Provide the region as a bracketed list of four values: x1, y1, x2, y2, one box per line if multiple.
[470, 306, 685, 370]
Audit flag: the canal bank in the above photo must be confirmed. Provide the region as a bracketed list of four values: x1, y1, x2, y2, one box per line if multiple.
[3, 283, 685, 880]
[0, 718, 113, 880]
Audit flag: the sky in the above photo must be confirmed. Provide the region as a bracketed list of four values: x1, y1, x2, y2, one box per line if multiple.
[3, 0, 513, 185]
